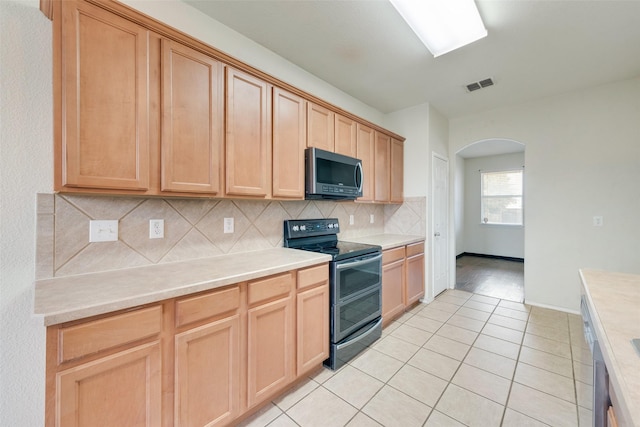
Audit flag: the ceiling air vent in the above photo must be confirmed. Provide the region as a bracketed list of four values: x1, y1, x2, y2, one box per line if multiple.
[466, 77, 494, 93]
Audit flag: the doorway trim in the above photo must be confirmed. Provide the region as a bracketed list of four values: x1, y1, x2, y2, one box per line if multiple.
[431, 152, 449, 299]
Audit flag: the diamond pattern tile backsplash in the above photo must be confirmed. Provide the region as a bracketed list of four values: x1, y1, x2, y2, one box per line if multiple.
[36, 194, 426, 279]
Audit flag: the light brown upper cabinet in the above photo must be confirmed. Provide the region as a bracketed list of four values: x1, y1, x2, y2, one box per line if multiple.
[374, 131, 391, 202]
[225, 68, 271, 197]
[356, 124, 375, 202]
[272, 88, 306, 199]
[390, 138, 404, 203]
[334, 114, 357, 157]
[307, 102, 335, 152]
[57, 0, 150, 191]
[161, 39, 224, 194]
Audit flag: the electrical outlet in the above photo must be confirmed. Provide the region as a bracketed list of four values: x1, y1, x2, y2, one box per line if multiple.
[89, 220, 118, 242]
[370, 214, 375, 224]
[349, 214, 354, 225]
[224, 217, 234, 233]
[149, 219, 164, 239]
[593, 216, 604, 227]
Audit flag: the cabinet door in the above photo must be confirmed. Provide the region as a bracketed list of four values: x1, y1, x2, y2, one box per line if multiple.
[226, 68, 271, 197]
[247, 296, 294, 408]
[334, 114, 357, 157]
[382, 259, 405, 326]
[390, 138, 404, 203]
[374, 132, 391, 202]
[60, 1, 149, 190]
[297, 284, 329, 376]
[161, 39, 224, 194]
[57, 342, 161, 427]
[174, 315, 240, 427]
[272, 87, 305, 199]
[405, 253, 425, 307]
[356, 123, 375, 202]
[307, 102, 334, 151]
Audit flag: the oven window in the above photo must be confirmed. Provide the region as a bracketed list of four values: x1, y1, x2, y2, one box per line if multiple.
[336, 288, 381, 341]
[336, 258, 381, 301]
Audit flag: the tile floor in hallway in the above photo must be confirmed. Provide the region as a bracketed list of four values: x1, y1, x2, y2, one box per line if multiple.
[239, 289, 593, 427]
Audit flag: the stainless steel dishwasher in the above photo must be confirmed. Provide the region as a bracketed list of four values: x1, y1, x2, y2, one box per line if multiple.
[581, 295, 609, 427]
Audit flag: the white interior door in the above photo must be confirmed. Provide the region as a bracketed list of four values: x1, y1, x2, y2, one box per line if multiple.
[432, 154, 449, 297]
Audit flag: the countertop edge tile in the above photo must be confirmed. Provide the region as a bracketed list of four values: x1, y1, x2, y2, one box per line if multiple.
[579, 268, 640, 427]
[344, 234, 425, 250]
[34, 248, 331, 326]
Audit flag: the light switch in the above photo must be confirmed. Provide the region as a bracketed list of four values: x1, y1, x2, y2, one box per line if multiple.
[593, 216, 604, 227]
[89, 220, 118, 242]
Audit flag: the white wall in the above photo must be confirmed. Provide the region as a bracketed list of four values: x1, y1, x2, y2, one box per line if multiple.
[450, 77, 640, 312]
[121, 0, 386, 127]
[454, 155, 465, 256]
[462, 152, 525, 258]
[0, 1, 52, 425]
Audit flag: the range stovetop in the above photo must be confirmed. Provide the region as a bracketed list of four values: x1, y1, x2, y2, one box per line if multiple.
[283, 218, 381, 261]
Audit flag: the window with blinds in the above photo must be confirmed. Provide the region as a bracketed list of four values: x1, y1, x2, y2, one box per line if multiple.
[481, 169, 523, 225]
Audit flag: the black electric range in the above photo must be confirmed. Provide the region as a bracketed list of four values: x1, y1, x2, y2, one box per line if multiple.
[283, 218, 381, 260]
[283, 218, 383, 370]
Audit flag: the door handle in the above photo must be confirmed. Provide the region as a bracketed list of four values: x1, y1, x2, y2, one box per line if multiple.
[434, 232, 440, 237]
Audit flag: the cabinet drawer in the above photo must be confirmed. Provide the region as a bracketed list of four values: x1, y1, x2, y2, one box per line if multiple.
[383, 247, 405, 265]
[248, 273, 294, 306]
[297, 264, 329, 291]
[58, 305, 162, 363]
[175, 285, 240, 328]
[406, 242, 425, 258]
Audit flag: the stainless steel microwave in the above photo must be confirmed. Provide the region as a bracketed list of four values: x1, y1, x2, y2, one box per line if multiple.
[305, 147, 363, 200]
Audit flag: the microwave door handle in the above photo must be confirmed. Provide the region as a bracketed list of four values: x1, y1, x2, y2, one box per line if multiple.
[355, 162, 363, 193]
[335, 253, 382, 270]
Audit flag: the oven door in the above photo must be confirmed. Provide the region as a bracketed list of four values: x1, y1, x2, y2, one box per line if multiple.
[331, 253, 382, 342]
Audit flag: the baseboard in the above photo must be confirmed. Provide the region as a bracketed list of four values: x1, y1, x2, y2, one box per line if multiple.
[457, 252, 524, 263]
[525, 300, 580, 316]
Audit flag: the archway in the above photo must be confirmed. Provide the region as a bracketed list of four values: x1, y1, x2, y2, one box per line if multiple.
[453, 139, 526, 302]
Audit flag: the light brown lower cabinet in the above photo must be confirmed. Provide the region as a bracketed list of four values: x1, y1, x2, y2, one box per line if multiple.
[405, 242, 425, 306]
[247, 272, 295, 408]
[296, 264, 330, 375]
[382, 241, 425, 326]
[57, 341, 162, 427]
[46, 264, 329, 427]
[174, 285, 242, 427]
[47, 305, 164, 427]
[382, 246, 406, 326]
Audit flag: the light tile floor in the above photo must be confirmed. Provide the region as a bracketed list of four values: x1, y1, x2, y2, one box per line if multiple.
[240, 289, 593, 427]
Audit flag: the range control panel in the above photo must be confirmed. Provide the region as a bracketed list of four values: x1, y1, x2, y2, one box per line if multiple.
[284, 218, 340, 239]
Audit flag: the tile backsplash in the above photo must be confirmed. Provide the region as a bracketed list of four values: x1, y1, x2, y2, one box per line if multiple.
[36, 194, 425, 279]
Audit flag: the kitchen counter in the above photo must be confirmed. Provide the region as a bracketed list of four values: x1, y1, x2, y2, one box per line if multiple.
[34, 248, 331, 326]
[345, 234, 425, 251]
[580, 269, 640, 426]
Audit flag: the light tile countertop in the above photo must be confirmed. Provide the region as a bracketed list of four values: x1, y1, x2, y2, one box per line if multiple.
[345, 234, 425, 250]
[34, 233, 426, 327]
[579, 269, 640, 426]
[34, 248, 331, 326]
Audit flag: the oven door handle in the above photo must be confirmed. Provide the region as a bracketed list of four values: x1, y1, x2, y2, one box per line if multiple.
[335, 317, 383, 350]
[335, 253, 382, 270]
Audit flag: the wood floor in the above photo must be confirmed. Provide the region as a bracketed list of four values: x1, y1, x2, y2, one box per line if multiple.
[455, 255, 524, 303]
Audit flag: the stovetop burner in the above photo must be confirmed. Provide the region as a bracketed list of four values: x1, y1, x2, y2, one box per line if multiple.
[283, 218, 381, 261]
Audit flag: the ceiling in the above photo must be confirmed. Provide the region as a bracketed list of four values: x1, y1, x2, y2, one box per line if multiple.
[183, 0, 640, 119]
